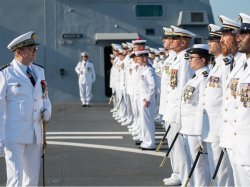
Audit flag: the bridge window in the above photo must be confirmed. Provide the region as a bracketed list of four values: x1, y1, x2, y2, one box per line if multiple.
[136, 5, 163, 17]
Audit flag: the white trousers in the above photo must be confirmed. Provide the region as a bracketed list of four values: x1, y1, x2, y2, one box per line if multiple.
[120, 91, 128, 120]
[125, 94, 133, 122]
[167, 123, 189, 184]
[116, 90, 126, 119]
[5, 141, 42, 187]
[79, 82, 92, 104]
[138, 101, 155, 148]
[233, 163, 250, 186]
[183, 135, 210, 186]
[158, 87, 167, 116]
[206, 142, 234, 186]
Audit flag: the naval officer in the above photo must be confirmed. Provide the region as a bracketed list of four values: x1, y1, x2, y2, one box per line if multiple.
[159, 27, 176, 126]
[75, 52, 96, 107]
[180, 44, 211, 186]
[232, 12, 250, 186]
[201, 24, 234, 186]
[0, 31, 52, 186]
[218, 15, 246, 172]
[163, 25, 195, 186]
[134, 50, 157, 150]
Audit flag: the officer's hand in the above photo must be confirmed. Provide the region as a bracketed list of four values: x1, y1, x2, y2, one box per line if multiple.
[143, 99, 150, 108]
[196, 136, 204, 150]
[41, 108, 50, 122]
[0, 141, 5, 157]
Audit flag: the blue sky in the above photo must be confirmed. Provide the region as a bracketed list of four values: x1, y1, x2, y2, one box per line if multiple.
[210, 0, 250, 25]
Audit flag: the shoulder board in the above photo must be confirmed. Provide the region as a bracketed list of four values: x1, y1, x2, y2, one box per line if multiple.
[33, 63, 44, 68]
[223, 57, 233, 66]
[0, 64, 10, 71]
[202, 71, 208, 77]
[184, 53, 189, 60]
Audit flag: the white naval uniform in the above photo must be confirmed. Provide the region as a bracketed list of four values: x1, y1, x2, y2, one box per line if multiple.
[122, 55, 132, 123]
[232, 58, 250, 186]
[109, 63, 117, 108]
[201, 54, 234, 186]
[116, 58, 127, 120]
[0, 59, 52, 186]
[180, 67, 210, 186]
[125, 57, 135, 124]
[75, 60, 96, 105]
[135, 64, 156, 149]
[152, 57, 162, 119]
[220, 53, 246, 151]
[111, 57, 120, 110]
[130, 62, 142, 139]
[158, 50, 176, 120]
[220, 52, 246, 184]
[164, 49, 193, 183]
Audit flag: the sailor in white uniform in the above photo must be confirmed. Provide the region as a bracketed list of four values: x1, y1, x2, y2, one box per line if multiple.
[218, 15, 247, 175]
[232, 13, 250, 186]
[75, 52, 96, 107]
[159, 27, 177, 128]
[180, 44, 211, 186]
[163, 26, 195, 186]
[201, 24, 234, 186]
[129, 39, 147, 144]
[159, 27, 176, 124]
[134, 50, 156, 150]
[0, 31, 52, 186]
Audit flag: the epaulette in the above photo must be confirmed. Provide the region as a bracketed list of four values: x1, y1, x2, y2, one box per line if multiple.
[223, 56, 233, 66]
[184, 53, 189, 60]
[202, 71, 208, 77]
[0, 64, 10, 71]
[33, 63, 44, 68]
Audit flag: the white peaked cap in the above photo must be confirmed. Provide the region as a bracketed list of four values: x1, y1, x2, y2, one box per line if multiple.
[171, 25, 196, 38]
[7, 31, 39, 51]
[218, 15, 240, 31]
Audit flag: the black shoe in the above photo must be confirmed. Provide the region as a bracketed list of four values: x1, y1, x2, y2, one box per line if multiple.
[135, 140, 142, 145]
[82, 104, 87, 107]
[86, 104, 91, 107]
[140, 147, 155, 151]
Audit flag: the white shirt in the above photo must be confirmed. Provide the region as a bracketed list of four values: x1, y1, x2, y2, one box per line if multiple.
[220, 52, 247, 149]
[180, 67, 209, 135]
[0, 59, 52, 144]
[164, 49, 193, 125]
[201, 54, 225, 142]
[135, 64, 156, 103]
[75, 60, 96, 84]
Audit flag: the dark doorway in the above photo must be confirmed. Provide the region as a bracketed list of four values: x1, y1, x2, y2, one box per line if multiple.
[104, 46, 113, 97]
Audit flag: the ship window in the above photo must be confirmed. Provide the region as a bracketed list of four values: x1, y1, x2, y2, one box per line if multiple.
[136, 5, 163, 17]
[194, 38, 203, 44]
[145, 29, 155, 35]
[191, 12, 204, 22]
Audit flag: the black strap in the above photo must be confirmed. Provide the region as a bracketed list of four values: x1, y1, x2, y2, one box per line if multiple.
[244, 61, 248, 70]
[230, 58, 235, 72]
[26, 67, 36, 87]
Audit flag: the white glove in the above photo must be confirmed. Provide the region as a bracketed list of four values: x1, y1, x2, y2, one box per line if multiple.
[41, 108, 50, 122]
[0, 141, 5, 157]
[197, 136, 204, 150]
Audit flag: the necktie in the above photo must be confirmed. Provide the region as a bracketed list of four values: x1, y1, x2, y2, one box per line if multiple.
[26, 67, 36, 87]
[230, 58, 235, 72]
[244, 61, 248, 70]
[192, 73, 196, 79]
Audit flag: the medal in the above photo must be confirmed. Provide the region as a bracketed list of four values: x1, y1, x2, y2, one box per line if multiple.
[170, 69, 178, 89]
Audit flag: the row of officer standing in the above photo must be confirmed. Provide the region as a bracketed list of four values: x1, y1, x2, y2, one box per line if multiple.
[109, 12, 250, 186]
